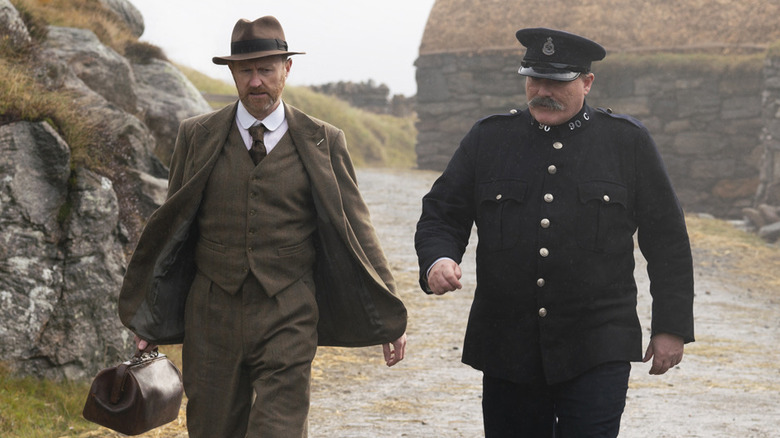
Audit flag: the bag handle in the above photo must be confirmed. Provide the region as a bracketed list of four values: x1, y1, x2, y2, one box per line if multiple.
[109, 348, 159, 404]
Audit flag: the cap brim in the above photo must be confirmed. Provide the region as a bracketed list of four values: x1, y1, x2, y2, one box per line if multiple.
[518, 66, 581, 82]
[212, 50, 305, 65]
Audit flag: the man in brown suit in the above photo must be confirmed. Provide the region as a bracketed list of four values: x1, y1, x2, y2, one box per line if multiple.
[118, 16, 407, 437]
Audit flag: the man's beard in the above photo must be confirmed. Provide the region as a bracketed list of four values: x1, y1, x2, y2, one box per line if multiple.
[528, 96, 564, 111]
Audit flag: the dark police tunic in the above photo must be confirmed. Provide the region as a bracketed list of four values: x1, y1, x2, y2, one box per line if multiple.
[415, 103, 695, 385]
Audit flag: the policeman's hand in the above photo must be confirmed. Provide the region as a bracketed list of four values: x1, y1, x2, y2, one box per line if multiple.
[427, 259, 462, 295]
[643, 333, 684, 375]
[134, 334, 158, 353]
[383, 333, 407, 367]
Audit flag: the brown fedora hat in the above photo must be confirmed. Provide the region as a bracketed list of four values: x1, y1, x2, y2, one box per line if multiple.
[212, 16, 305, 65]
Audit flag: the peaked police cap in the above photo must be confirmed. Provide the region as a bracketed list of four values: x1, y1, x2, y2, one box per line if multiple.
[516, 28, 606, 82]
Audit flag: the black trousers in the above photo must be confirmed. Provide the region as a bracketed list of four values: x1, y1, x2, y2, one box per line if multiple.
[482, 362, 631, 438]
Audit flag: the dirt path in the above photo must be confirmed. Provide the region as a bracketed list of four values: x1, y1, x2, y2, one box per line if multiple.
[308, 168, 780, 438]
[84, 168, 780, 437]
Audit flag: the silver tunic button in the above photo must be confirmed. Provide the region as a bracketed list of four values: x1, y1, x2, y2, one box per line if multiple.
[539, 308, 548, 317]
[544, 193, 554, 203]
[548, 165, 557, 175]
[496, 194, 503, 200]
[537, 278, 546, 287]
[603, 194, 610, 202]
[553, 142, 563, 150]
[540, 218, 550, 228]
[539, 248, 549, 257]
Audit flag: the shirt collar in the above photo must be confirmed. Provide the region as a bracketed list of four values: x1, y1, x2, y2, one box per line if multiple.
[236, 100, 286, 132]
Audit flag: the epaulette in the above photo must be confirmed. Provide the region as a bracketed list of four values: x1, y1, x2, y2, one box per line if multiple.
[596, 107, 646, 129]
[477, 108, 524, 124]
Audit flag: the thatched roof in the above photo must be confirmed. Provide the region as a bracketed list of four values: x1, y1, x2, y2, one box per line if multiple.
[419, 0, 780, 55]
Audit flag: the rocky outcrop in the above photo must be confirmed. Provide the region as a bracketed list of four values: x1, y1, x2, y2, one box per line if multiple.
[0, 122, 128, 380]
[133, 58, 212, 166]
[99, 0, 144, 38]
[0, 1, 211, 379]
[0, 0, 32, 49]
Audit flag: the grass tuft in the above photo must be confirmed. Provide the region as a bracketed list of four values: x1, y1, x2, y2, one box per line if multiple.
[0, 363, 94, 437]
[10, 0, 136, 56]
[124, 40, 168, 65]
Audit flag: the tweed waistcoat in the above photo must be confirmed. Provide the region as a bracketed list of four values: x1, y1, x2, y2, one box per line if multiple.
[194, 121, 317, 296]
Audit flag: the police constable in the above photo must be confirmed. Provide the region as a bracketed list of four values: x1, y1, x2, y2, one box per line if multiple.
[415, 28, 694, 437]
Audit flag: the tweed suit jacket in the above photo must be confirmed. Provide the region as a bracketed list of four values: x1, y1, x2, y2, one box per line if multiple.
[118, 102, 407, 347]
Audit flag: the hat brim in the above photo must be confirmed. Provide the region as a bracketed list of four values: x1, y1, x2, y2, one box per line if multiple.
[212, 50, 305, 65]
[518, 66, 581, 82]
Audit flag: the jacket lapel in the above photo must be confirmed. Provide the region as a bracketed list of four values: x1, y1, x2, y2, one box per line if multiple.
[185, 103, 237, 181]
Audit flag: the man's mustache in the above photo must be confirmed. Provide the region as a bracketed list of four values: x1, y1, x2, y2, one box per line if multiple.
[529, 96, 564, 111]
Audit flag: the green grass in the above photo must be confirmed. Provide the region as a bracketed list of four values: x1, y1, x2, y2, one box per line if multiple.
[0, 364, 94, 437]
[0, 59, 104, 169]
[0, 346, 184, 438]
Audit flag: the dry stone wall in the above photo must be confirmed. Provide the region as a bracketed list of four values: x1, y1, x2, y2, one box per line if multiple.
[415, 51, 765, 218]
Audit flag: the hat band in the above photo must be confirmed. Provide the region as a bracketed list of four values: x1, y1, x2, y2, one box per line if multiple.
[231, 38, 288, 55]
[521, 60, 588, 73]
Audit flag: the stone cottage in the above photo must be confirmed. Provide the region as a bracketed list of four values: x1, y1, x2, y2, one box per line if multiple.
[415, 0, 780, 219]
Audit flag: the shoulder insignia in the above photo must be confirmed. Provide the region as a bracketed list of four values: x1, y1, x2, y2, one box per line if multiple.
[478, 108, 524, 124]
[596, 107, 646, 129]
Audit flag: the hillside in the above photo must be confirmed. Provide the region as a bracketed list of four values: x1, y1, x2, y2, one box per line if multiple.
[2, 0, 416, 170]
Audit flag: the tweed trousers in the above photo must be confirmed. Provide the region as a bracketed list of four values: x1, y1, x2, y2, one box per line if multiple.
[182, 271, 318, 437]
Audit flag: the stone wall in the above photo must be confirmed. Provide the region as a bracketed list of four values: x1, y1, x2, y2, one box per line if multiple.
[415, 50, 765, 218]
[741, 49, 780, 242]
[310, 80, 416, 117]
[758, 51, 780, 207]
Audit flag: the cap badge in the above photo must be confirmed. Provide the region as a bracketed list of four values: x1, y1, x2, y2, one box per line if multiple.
[542, 37, 555, 56]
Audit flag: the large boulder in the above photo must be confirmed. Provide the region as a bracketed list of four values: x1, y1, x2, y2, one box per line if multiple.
[0, 0, 32, 50]
[133, 58, 212, 166]
[0, 2, 214, 379]
[0, 122, 129, 380]
[99, 0, 144, 38]
[41, 26, 138, 114]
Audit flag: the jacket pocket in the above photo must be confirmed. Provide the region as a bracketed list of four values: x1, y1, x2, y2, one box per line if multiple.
[476, 180, 528, 252]
[278, 237, 315, 257]
[577, 181, 629, 252]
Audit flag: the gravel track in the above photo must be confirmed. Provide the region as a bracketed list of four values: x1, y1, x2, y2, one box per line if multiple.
[83, 167, 780, 437]
[308, 168, 780, 438]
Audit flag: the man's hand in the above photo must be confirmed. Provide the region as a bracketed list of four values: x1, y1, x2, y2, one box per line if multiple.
[134, 334, 158, 353]
[382, 333, 406, 367]
[643, 333, 684, 375]
[427, 259, 462, 295]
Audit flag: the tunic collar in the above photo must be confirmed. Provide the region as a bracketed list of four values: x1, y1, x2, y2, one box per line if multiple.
[530, 102, 593, 138]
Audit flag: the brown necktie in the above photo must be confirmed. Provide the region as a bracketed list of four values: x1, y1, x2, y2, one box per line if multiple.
[248, 124, 267, 165]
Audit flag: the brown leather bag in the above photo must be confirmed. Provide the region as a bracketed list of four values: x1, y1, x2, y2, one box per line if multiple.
[82, 348, 183, 436]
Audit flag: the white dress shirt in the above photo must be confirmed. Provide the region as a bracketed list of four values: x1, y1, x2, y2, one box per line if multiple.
[235, 100, 289, 154]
